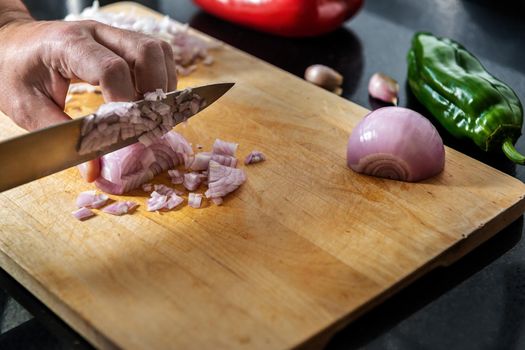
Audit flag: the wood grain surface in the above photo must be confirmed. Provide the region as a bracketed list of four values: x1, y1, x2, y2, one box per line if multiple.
[1, 2, 525, 349]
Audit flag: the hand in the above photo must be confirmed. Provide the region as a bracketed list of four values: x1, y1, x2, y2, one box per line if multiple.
[0, 18, 177, 182]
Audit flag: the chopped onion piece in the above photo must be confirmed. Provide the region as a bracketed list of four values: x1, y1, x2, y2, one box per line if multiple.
[72, 207, 95, 221]
[244, 150, 266, 165]
[144, 89, 167, 101]
[153, 184, 183, 196]
[76, 190, 109, 208]
[211, 153, 237, 168]
[183, 172, 202, 191]
[211, 197, 223, 206]
[147, 192, 168, 211]
[102, 201, 138, 216]
[188, 193, 203, 208]
[189, 152, 212, 171]
[147, 190, 183, 211]
[166, 193, 184, 209]
[212, 139, 238, 156]
[206, 160, 246, 198]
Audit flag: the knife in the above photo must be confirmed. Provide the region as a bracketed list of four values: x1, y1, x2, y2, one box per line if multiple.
[0, 82, 234, 192]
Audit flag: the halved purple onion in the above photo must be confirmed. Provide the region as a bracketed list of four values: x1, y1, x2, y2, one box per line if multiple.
[347, 107, 445, 182]
[95, 131, 192, 194]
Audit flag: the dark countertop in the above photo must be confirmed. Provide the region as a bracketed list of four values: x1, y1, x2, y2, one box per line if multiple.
[1, 0, 525, 349]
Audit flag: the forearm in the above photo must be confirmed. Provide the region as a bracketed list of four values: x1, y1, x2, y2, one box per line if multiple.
[0, 0, 33, 28]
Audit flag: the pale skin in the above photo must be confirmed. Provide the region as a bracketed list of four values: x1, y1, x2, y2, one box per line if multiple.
[0, 0, 177, 181]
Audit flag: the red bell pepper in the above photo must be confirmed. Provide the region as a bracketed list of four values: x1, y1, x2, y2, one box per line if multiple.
[192, 0, 364, 37]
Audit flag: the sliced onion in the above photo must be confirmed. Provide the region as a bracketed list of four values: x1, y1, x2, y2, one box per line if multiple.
[95, 131, 192, 194]
[207, 160, 246, 198]
[183, 172, 202, 191]
[153, 184, 184, 196]
[211, 154, 237, 168]
[168, 169, 184, 184]
[102, 201, 138, 216]
[147, 192, 168, 211]
[244, 151, 266, 165]
[147, 190, 183, 211]
[189, 152, 212, 171]
[72, 207, 95, 221]
[188, 193, 203, 208]
[76, 190, 109, 209]
[212, 139, 238, 157]
[347, 107, 445, 182]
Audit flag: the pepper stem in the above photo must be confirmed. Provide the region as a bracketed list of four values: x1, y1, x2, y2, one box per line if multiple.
[502, 139, 525, 165]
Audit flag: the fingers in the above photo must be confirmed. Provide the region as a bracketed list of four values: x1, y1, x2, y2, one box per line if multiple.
[93, 23, 177, 93]
[11, 92, 71, 131]
[161, 40, 178, 91]
[64, 38, 136, 102]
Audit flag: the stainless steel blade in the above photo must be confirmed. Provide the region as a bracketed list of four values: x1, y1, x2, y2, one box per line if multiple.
[0, 82, 234, 192]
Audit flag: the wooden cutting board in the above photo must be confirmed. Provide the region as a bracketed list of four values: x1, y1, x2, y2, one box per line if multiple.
[1, 2, 524, 349]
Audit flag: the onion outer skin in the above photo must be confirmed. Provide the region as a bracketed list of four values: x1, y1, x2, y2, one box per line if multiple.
[347, 107, 445, 182]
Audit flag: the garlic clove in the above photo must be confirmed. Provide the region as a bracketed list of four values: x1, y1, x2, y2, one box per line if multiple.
[368, 73, 399, 105]
[305, 64, 343, 91]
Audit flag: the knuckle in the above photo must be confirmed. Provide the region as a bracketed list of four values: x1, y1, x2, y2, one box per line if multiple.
[160, 41, 174, 60]
[100, 57, 129, 78]
[159, 40, 172, 53]
[82, 20, 100, 29]
[138, 37, 164, 56]
[57, 22, 89, 39]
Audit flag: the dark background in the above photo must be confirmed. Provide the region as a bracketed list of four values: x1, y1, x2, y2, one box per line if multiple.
[1, 0, 525, 349]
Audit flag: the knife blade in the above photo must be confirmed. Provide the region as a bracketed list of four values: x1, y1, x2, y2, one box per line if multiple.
[0, 82, 234, 192]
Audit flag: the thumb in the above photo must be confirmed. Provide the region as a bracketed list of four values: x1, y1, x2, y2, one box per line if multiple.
[15, 93, 71, 131]
[20, 94, 102, 183]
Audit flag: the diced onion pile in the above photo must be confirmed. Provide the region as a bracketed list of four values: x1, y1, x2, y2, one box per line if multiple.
[72, 190, 138, 220]
[68, 2, 262, 220]
[74, 136, 253, 219]
[139, 138, 247, 212]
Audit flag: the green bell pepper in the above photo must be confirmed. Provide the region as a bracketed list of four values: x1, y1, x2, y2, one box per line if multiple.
[407, 32, 525, 164]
